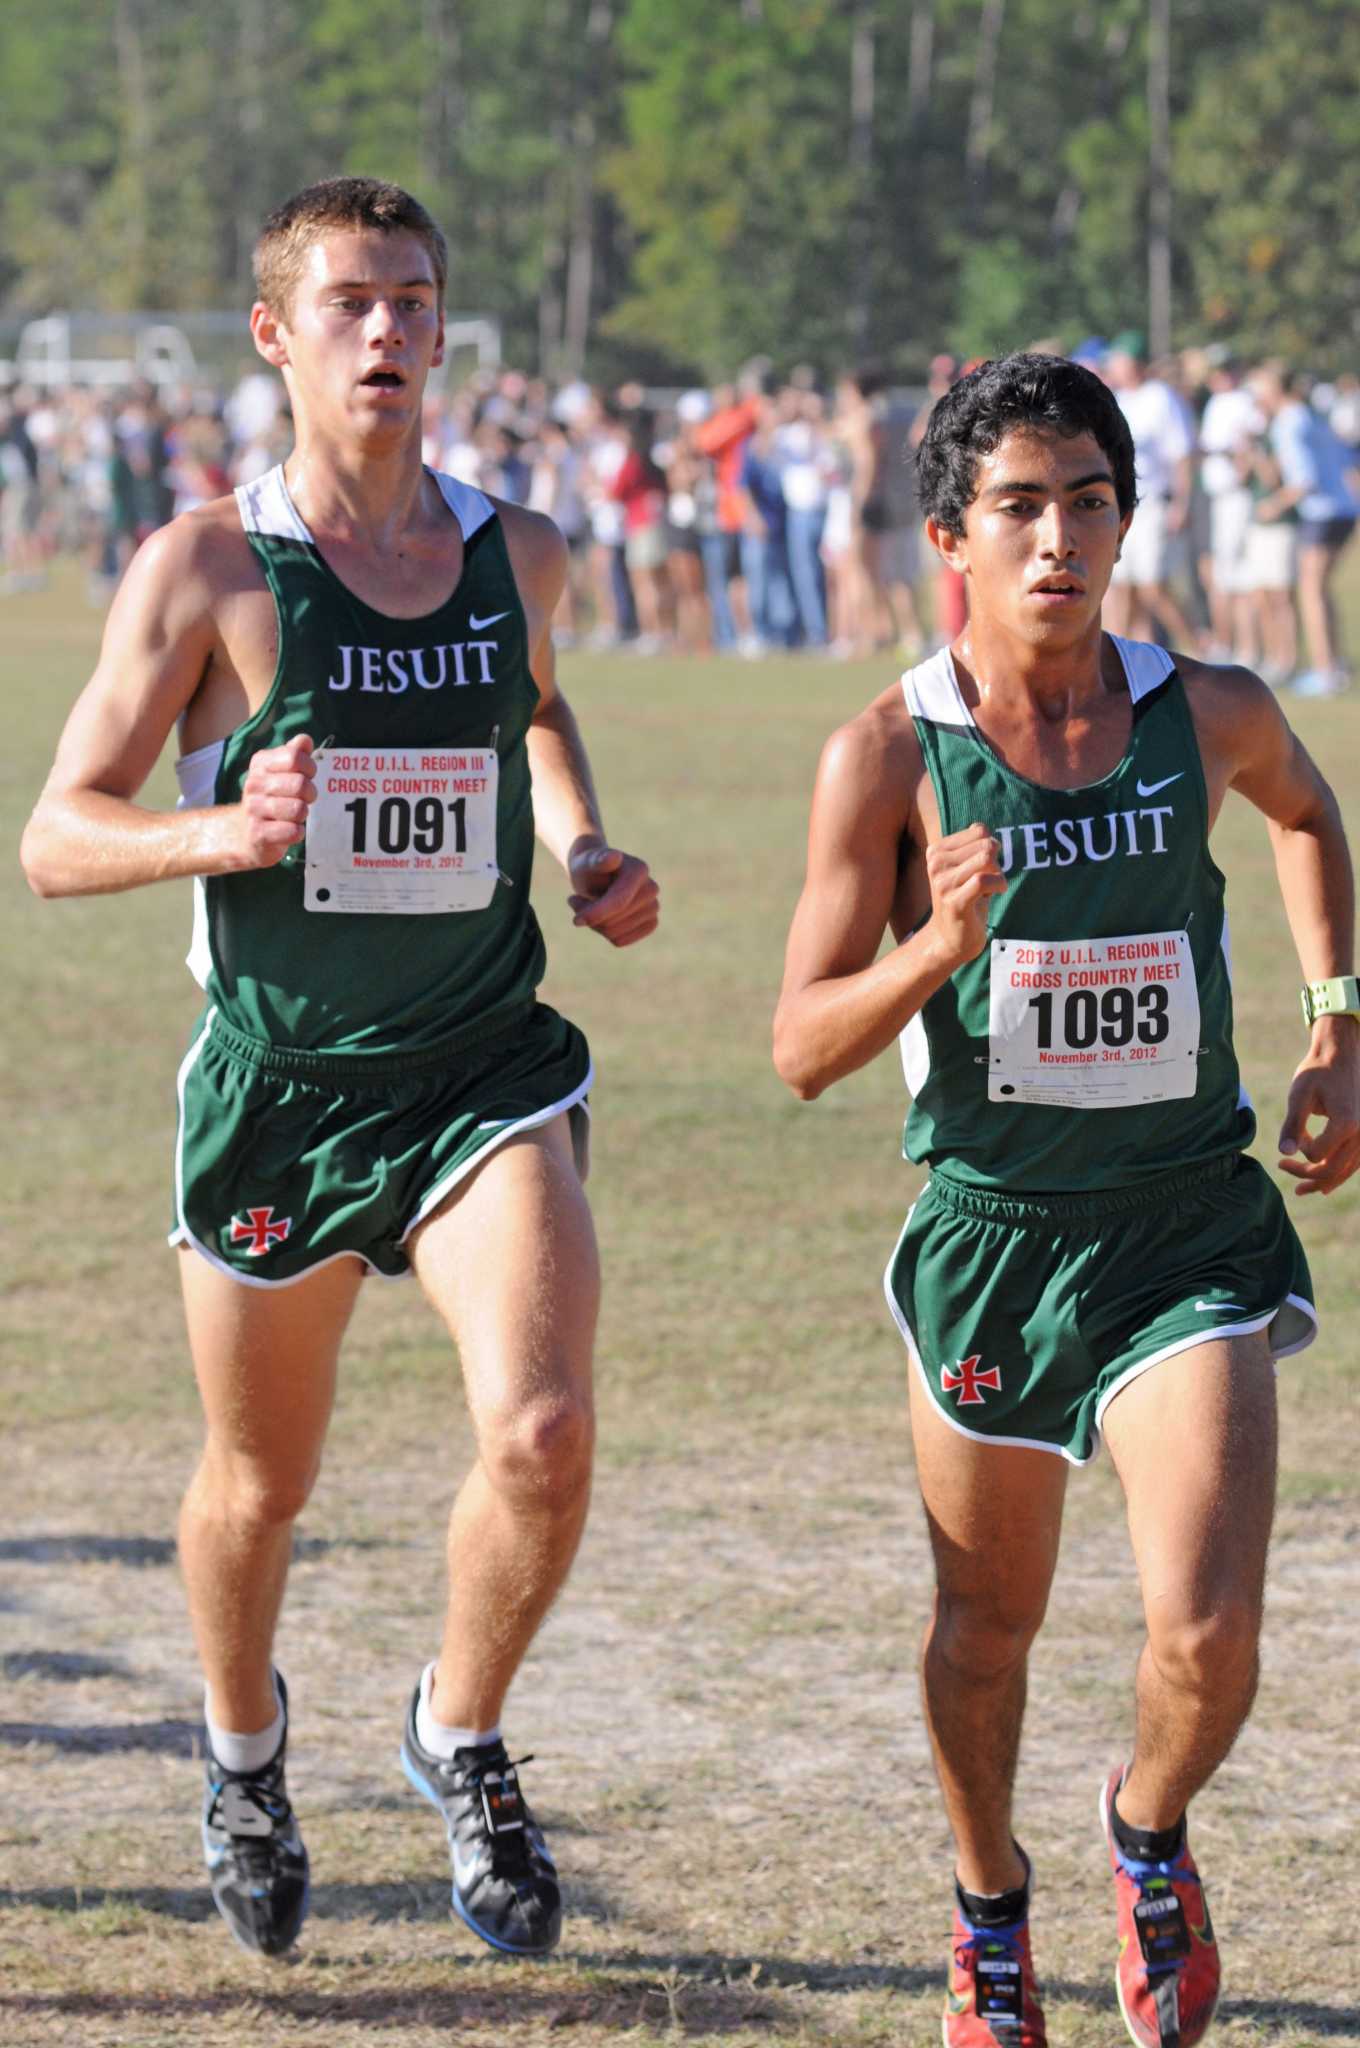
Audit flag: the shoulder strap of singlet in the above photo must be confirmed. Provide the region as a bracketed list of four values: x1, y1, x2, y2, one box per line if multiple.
[431, 470, 495, 541]
[901, 646, 972, 727]
[1107, 633, 1175, 702]
[234, 464, 497, 546]
[235, 465, 311, 542]
[902, 637, 1176, 719]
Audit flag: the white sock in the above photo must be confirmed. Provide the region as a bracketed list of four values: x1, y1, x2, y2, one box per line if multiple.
[415, 1660, 500, 1760]
[205, 1670, 285, 1774]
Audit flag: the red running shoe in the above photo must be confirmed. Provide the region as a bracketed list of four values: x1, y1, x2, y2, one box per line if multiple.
[944, 1895, 1048, 2045]
[1099, 1766, 1220, 2047]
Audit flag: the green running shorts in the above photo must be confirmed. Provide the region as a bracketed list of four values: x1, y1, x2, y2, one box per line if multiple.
[171, 1000, 592, 1286]
[885, 1152, 1315, 1463]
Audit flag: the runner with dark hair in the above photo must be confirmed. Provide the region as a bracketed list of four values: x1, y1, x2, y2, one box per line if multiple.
[775, 353, 1356, 2047]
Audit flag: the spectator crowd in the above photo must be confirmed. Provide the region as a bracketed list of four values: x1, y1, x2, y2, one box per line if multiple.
[3, 335, 1357, 693]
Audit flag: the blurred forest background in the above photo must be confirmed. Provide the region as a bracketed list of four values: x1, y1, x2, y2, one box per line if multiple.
[1, 0, 1357, 381]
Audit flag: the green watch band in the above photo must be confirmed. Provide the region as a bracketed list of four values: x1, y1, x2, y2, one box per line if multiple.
[1300, 975, 1360, 1026]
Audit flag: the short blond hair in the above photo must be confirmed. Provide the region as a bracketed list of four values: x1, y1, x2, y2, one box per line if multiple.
[253, 177, 448, 318]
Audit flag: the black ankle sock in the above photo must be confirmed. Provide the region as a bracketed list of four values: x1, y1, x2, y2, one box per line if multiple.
[1111, 1787, 1185, 1863]
[957, 1848, 1031, 1929]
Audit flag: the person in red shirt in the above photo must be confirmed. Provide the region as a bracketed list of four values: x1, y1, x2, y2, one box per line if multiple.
[607, 412, 672, 650]
[695, 361, 771, 649]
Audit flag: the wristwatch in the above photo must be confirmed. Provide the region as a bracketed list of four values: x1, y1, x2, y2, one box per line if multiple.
[1300, 975, 1360, 1026]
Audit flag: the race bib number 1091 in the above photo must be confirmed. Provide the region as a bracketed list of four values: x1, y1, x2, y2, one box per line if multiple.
[987, 930, 1200, 1108]
[304, 746, 499, 915]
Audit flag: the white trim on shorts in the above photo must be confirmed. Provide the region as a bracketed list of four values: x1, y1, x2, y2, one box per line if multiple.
[1092, 1289, 1318, 1436]
[398, 1063, 594, 1242]
[167, 1007, 399, 1289]
[882, 1203, 1319, 1468]
[168, 1014, 593, 1290]
[883, 1202, 1083, 1463]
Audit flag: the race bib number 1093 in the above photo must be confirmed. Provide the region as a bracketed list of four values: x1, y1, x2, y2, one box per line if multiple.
[304, 746, 499, 915]
[987, 930, 1200, 1108]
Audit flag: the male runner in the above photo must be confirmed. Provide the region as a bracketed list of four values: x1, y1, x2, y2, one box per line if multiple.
[773, 354, 1357, 2047]
[22, 178, 658, 1961]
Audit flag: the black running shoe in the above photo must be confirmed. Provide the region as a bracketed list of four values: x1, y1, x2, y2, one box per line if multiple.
[399, 1686, 561, 1955]
[201, 1675, 309, 1957]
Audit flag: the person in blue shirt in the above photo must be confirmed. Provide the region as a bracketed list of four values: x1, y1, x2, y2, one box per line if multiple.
[1249, 362, 1359, 696]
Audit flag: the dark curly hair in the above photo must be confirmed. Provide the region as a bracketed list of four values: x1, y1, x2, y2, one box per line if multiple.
[916, 353, 1137, 536]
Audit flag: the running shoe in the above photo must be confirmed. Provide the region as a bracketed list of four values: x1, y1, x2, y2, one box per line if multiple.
[944, 1895, 1047, 2045]
[1290, 667, 1349, 697]
[201, 1675, 309, 1957]
[399, 1686, 561, 1955]
[1100, 1765, 1220, 2047]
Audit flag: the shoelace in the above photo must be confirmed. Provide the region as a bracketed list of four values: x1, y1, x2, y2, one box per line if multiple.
[1114, 1840, 1202, 1892]
[954, 1918, 1033, 2037]
[207, 1771, 294, 1879]
[469, 1754, 543, 1879]
[1113, 1842, 1205, 1977]
[955, 1919, 1027, 1963]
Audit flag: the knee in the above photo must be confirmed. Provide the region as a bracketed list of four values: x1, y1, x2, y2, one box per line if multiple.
[480, 1391, 595, 1508]
[1147, 1598, 1262, 1700]
[195, 1448, 319, 1531]
[931, 1583, 1050, 1682]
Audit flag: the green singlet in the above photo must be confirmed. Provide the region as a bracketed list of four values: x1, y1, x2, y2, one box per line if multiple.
[884, 635, 1315, 1461]
[175, 466, 547, 1055]
[899, 633, 1249, 1192]
[168, 467, 592, 1285]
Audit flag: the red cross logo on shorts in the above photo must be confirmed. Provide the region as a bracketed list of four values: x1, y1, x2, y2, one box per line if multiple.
[230, 1206, 292, 1256]
[941, 1355, 1003, 1406]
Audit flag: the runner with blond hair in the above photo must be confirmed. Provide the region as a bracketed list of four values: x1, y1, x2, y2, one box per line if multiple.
[23, 175, 659, 1960]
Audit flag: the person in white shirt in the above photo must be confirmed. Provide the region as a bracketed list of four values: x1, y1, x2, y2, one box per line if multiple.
[1198, 357, 1263, 660]
[1103, 332, 1198, 649]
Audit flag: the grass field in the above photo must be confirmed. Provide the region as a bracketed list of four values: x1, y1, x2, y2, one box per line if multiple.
[2, 568, 1358, 2047]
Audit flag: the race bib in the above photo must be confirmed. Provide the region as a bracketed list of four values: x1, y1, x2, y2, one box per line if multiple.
[987, 931, 1199, 1108]
[303, 746, 499, 915]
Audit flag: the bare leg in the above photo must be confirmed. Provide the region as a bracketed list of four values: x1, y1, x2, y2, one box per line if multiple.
[177, 1248, 363, 1732]
[1104, 581, 1134, 637]
[409, 1114, 598, 1732]
[909, 1370, 1068, 1895]
[1137, 578, 1198, 651]
[1102, 1333, 1277, 1830]
[1259, 587, 1297, 677]
[889, 577, 926, 652]
[1295, 541, 1348, 675]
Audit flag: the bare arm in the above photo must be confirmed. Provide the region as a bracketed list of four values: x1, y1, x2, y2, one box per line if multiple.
[502, 502, 659, 949]
[773, 712, 1006, 1099]
[1202, 664, 1358, 1193]
[20, 516, 316, 897]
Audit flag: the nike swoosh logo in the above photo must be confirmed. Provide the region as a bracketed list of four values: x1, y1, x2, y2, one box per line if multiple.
[1135, 773, 1184, 797]
[452, 1842, 483, 1891]
[467, 610, 511, 631]
[1195, 1299, 1245, 1312]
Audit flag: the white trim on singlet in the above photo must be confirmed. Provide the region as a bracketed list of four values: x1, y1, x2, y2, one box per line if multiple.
[900, 645, 967, 724]
[234, 464, 495, 545]
[1106, 633, 1176, 701]
[235, 465, 313, 543]
[173, 737, 226, 990]
[429, 468, 495, 541]
[899, 633, 1175, 726]
[900, 1011, 930, 1098]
